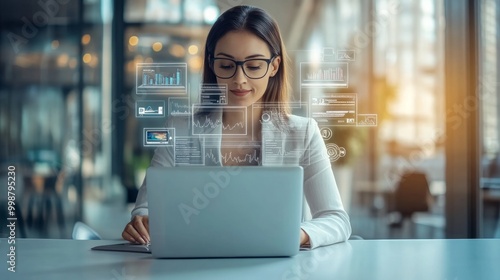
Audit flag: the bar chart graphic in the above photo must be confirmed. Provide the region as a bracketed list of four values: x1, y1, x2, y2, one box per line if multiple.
[307, 67, 344, 81]
[136, 63, 187, 95]
[300, 62, 348, 88]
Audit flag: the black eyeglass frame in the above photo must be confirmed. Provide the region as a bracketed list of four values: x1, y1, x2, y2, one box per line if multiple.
[210, 56, 277, 79]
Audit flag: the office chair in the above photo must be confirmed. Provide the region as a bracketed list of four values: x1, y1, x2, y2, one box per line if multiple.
[389, 171, 432, 227]
[24, 151, 66, 238]
[348, 234, 364, 240]
[72, 221, 102, 240]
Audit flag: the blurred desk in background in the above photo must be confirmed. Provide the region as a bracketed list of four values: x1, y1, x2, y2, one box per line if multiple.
[481, 177, 500, 237]
[355, 180, 445, 211]
[481, 177, 500, 189]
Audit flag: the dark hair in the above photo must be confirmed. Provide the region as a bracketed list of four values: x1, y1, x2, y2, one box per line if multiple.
[202, 5, 291, 117]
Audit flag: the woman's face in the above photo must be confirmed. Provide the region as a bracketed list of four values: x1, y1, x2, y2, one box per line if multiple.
[213, 30, 281, 107]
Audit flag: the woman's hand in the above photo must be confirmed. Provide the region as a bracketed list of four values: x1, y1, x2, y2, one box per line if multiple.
[122, 215, 150, 244]
[300, 229, 310, 246]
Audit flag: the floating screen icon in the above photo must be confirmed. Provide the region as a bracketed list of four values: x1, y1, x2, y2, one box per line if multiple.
[136, 100, 166, 118]
[200, 84, 228, 104]
[336, 50, 355, 61]
[310, 93, 357, 126]
[357, 114, 378, 126]
[143, 128, 174, 146]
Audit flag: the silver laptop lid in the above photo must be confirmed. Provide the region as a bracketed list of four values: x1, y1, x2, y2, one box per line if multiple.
[147, 166, 303, 258]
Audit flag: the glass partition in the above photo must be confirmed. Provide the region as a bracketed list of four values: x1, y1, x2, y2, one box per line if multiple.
[296, 0, 446, 239]
[0, 0, 109, 238]
[479, 0, 500, 238]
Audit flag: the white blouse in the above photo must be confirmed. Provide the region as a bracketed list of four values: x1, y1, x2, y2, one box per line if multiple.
[132, 111, 352, 249]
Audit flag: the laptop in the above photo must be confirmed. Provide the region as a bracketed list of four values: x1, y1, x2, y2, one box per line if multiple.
[147, 166, 303, 258]
[93, 166, 303, 258]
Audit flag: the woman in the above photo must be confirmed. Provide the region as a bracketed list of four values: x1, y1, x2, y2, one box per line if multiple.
[122, 5, 351, 249]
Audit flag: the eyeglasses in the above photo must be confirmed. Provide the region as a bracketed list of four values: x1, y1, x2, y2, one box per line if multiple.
[211, 56, 276, 79]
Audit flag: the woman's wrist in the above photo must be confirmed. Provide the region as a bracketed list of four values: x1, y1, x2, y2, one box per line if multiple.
[300, 229, 310, 245]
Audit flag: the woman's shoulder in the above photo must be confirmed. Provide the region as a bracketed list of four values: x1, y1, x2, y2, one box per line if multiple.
[286, 114, 318, 130]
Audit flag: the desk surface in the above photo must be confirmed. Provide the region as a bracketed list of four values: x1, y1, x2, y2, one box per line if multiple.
[481, 177, 500, 189]
[1, 238, 500, 280]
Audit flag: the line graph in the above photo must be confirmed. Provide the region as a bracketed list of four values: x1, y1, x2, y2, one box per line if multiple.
[193, 115, 245, 130]
[205, 149, 261, 165]
[192, 106, 247, 135]
[168, 97, 190, 116]
[170, 103, 190, 115]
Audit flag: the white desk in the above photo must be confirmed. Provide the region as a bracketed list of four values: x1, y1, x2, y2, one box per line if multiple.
[1, 238, 500, 280]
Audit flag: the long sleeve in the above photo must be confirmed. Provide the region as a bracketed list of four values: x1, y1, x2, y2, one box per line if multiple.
[299, 119, 352, 249]
[131, 138, 176, 218]
[131, 116, 193, 218]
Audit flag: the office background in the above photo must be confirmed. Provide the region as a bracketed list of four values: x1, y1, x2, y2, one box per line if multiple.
[0, 0, 498, 240]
